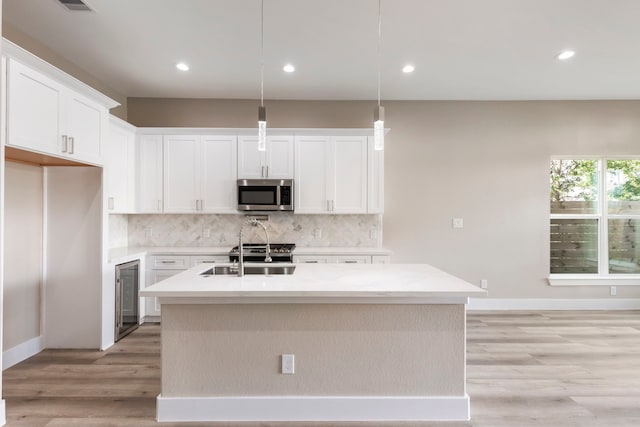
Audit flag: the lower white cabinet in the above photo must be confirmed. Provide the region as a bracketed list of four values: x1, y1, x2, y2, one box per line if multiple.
[144, 253, 229, 319]
[293, 255, 378, 264]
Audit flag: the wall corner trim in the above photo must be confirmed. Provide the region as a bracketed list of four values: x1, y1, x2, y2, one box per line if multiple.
[2, 335, 43, 370]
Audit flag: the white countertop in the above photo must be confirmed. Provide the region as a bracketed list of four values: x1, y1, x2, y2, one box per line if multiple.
[140, 262, 485, 304]
[108, 246, 392, 263]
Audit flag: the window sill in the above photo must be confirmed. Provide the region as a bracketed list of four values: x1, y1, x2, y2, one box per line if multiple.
[548, 275, 640, 286]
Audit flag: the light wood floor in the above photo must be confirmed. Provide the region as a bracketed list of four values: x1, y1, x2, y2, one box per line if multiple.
[3, 311, 640, 426]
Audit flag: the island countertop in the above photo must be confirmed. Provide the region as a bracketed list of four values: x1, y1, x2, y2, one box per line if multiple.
[140, 262, 486, 304]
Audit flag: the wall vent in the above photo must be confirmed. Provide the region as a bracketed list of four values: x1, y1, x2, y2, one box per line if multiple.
[56, 0, 93, 12]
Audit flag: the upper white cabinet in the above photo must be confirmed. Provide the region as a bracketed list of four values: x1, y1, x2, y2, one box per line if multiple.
[137, 135, 164, 213]
[295, 135, 368, 214]
[105, 116, 136, 213]
[6, 57, 107, 165]
[367, 137, 384, 214]
[164, 135, 238, 213]
[238, 135, 294, 179]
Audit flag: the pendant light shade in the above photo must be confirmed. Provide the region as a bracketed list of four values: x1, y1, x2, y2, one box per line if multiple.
[257, 0, 266, 152]
[373, 0, 384, 151]
[374, 105, 384, 151]
[258, 105, 266, 151]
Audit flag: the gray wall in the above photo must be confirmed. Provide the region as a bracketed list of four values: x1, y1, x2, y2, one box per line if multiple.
[3, 162, 42, 351]
[128, 98, 640, 299]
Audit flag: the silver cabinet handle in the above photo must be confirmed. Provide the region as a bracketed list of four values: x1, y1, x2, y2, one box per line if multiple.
[266, 165, 269, 177]
[200, 199, 205, 211]
[61, 135, 68, 153]
[68, 137, 75, 154]
[261, 166, 265, 177]
[161, 260, 176, 264]
[331, 200, 335, 211]
[305, 260, 319, 263]
[108, 197, 115, 210]
[157, 200, 162, 212]
[326, 200, 330, 211]
[344, 260, 358, 264]
[202, 260, 215, 264]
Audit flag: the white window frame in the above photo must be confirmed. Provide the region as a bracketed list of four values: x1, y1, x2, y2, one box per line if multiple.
[548, 155, 640, 286]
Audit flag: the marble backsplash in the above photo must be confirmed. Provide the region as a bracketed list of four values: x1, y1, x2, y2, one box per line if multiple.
[108, 214, 129, 248]
[118, 213, 382, 248]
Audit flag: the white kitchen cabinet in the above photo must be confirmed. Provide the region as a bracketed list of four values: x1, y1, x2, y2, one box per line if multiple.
[293, 255, 372, 264]
[7, 58, 106, 165]
[238, 135, 294, 179]
[368, 137, 385, 214]
[105, 116, 135, 213]
[164, 135, 238, 213]
[136, 135, 164, 213]
[144, 254, 228, 319]
[294, 135, 367, 214]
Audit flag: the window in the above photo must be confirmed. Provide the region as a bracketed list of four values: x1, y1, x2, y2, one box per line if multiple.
[550, 158, 640, 277]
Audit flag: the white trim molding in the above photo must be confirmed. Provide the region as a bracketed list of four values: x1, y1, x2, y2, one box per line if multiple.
[0, 399, 5, 426]
[2, 335, 43, 370]
[468, 298, 640, 311]
[156, 395, 470, 422]
[548, 276, 640, 286]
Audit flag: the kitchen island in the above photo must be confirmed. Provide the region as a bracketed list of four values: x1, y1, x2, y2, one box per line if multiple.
[140, 262, 486, 423]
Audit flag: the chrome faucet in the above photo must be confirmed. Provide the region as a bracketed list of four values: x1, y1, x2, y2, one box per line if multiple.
[238, 218, 272, 277]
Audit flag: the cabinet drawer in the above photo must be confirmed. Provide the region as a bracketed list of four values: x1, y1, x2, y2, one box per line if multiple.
[334, 256, 371, 264]
[294, 255, 329, 264]
[192, 255, 229, 266]
[149, 255, 191, 269]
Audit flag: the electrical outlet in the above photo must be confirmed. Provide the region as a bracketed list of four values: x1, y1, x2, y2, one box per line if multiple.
[281, 354, 295, 374]
[145, 228, 153, 237]
[480, 279, 488, 289]
[610, 286, 617, 296]
[314, 228, 322, 239]
[370, 229, 377, 239]
[452, 218, 464, 229]
[203, 228, 211, 238]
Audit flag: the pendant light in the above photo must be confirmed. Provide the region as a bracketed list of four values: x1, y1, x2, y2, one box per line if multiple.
[373, 0, 384, 151]
[257, 0, 267, 151]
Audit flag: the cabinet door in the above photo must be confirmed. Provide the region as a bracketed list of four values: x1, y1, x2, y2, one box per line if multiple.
[137, 135, 164, 213]
[63, 91, 104, 164]
[145, 270, 181, 317]
[105, 121, 134, 213]
[201, 135, 238, 213]
[266, 135, 294, 178]
[7, 58, 63, 155]
[368, 136, 385, 213]
[333, 136, 367, 214]
[237, 136, 265, 179]
[164, 135, 200, 213]
[294, 136, 332, 213]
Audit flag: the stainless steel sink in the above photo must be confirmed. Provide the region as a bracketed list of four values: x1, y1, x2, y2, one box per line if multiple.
[201, 265, 296, 276]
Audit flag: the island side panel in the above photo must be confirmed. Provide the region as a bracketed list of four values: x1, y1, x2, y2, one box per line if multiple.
[161, 303, 466, 397]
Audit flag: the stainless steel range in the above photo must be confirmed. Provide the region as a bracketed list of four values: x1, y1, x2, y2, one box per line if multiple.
[229, 243, 295, 263]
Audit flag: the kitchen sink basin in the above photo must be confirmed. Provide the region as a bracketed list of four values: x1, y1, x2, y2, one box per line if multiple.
[201, 265, 296, 276]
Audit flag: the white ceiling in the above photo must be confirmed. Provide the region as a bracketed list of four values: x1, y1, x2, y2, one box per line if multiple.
[4, 0, 640, 100]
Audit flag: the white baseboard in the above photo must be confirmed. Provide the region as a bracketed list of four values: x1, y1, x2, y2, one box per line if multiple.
[0, 399, 5, 426]
[468, 298, 640, 311]
[156, 395, 470, 422]
[3, 336, 44, 370]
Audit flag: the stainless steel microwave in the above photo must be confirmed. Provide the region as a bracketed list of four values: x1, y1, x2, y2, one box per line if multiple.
[237, 179, 294, 211]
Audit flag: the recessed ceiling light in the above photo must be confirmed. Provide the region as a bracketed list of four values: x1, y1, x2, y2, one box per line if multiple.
[402, 64, 415, 73]
[556, 50, 575, 61]
[176, 62, 190, 71]
[283, 64, 295, 73]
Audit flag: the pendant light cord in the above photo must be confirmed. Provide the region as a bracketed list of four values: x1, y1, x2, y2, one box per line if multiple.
[377, 0, 381, 107]
[260, 0, 264, 108]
